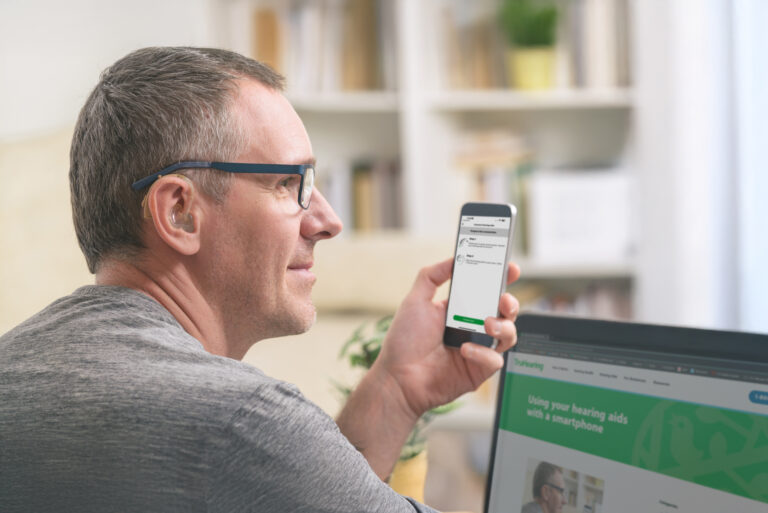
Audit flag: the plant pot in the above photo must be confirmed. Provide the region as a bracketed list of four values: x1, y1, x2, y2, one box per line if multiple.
[389, 450, 428, 502]
[507, 47, 556, 90]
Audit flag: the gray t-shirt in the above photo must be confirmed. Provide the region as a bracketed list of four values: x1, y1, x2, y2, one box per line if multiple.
[520, 500, 543, 513]
[0, 286, 437, 512]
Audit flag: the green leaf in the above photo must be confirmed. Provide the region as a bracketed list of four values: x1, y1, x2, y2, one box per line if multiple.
[339, 326, 365, 359]
[375, 315, 394, 332]
[499, 0, 558, 47]
[335, 314, 465, 462]
[349, 354, 369, 368]
[399, 441, 426, 461]
[429, 401, 462, 416]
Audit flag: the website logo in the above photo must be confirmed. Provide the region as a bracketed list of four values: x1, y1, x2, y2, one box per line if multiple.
[514, 357, 544, 372]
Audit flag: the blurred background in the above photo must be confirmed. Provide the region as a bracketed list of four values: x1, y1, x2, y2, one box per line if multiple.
[1, 0, 766, 510]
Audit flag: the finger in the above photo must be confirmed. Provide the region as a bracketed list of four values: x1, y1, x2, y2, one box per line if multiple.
[499, 293, 520, 321]
[410, 258, 454, 300]
[484, 317, 518, 353]
[460, 343, 504, 381]
[506, 261, 521, 285]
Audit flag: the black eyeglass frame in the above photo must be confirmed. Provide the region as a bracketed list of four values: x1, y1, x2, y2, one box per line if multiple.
[131, 161, 314, 210]
[544, 483, 566, 495]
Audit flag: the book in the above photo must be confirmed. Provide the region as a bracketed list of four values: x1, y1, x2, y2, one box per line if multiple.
[567, 0, 586, 87]
[377, 0, 398, 90]
[436, 0, 502, 89]
[583, 0, 618, 88]
[294, 1, 324, 92]
[372, 160, 402, 229]
[342, 0, 380, 90]
[251, 0, 394, 94]
[252, 7, 283, 73]
[320, 0, 345, 92]
[614, 0, 632, 87]
[317, 160, 352, 231]
[352, 162, 374, 231]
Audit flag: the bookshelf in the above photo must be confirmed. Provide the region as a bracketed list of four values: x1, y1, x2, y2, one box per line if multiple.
[286, 91, 399, 112]
[210, 0, 640, 321]
[428, 89, 634, 111]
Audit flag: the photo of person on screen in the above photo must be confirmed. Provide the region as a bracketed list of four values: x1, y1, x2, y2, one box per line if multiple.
[521, 461, 567, 513]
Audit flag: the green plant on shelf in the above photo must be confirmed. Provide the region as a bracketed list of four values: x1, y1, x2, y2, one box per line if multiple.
[336, 315, 460, 461]
[499, 0, 559, 48]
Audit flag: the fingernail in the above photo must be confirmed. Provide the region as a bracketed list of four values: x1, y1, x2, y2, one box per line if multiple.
[491, 320, 501, 336]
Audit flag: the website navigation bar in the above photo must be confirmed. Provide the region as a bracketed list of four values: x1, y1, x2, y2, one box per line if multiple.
[516, 336, 768, 385]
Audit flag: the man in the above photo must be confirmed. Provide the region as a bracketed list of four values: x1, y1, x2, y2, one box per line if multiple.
[0, 47, 520, 512]
[521, 462, 567, 513]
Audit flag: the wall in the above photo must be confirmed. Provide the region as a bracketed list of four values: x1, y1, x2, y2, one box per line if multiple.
[0, 0, 212, 141]
[0, 2, 377, 415]
[0, 1, 214, 330]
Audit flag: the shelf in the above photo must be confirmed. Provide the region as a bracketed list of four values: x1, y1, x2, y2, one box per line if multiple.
[285, 89, 633, 113]
[312, 233, 635, 313]
[514, 257, 635, 279]
[428, 89, 634, 112]
[286, 91, 399, 113]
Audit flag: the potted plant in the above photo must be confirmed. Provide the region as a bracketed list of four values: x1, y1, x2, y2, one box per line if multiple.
[336, 315, 460, 502]
[499, 0, 559, 90]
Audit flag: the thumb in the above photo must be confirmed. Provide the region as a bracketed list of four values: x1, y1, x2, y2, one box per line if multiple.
[410, 258, 453, 301]
[460, 343, 504, 384]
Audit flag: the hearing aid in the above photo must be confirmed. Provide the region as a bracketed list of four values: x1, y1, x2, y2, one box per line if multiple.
[141, 174, 195, 232]
[170, 205, 194, 233]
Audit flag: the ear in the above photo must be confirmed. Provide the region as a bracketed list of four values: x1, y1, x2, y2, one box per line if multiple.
[142, 175, 202, 256]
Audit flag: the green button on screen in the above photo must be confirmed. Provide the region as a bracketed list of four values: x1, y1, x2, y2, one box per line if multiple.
[453, 315, 484, 326]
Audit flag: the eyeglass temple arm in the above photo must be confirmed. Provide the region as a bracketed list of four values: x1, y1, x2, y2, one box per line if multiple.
[132, 161, 309, 191]
[131, 161, 215, 191]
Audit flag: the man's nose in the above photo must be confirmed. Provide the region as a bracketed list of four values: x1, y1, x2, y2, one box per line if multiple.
[301, 188, 343, 241]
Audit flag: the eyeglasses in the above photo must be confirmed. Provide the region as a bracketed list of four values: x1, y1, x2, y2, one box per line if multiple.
[544, 483, 566, 496]
[131, 161, 315, 210]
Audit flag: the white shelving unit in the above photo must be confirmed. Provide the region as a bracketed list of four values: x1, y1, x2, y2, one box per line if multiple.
[286, 91, 399, 112]
[204, 0, 755, 463]
[210, 0, 640, 321]
[428, 89, 634, 111]
[205, 0, 733, 442]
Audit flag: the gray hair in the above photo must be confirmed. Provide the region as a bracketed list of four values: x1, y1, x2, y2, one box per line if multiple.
[532, 461, 561, 498]
[69, 47, 284, 273]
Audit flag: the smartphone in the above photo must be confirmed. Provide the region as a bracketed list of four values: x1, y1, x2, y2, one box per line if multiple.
[444, 202, 517, 349]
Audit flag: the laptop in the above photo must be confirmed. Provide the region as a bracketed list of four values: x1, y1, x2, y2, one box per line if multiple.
[484, 313, 768, 513]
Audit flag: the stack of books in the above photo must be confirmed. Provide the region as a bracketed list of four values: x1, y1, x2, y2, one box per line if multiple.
[251, 0, 397, 92]
[317, 159, 402, 233]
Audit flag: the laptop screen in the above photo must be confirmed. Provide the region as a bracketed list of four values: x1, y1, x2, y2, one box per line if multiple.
[485, 314, 768, 513]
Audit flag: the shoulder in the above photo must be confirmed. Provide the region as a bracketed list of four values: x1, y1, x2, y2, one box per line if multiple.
[521, 501, 543, 513]
[206, 378, 406, 511]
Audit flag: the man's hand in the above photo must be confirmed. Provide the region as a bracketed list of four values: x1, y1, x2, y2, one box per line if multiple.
[336, 258, 520, 480]
[373, 258, 520, 418]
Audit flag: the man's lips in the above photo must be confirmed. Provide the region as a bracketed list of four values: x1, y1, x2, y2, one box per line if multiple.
[287, 261, 313, 271]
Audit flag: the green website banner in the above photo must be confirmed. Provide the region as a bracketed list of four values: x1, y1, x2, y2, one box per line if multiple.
[500, 371, 768, 504]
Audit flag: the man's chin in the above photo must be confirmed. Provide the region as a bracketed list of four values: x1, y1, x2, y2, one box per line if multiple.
[284, 300, 317, 335]
[295, 305, 317, 333]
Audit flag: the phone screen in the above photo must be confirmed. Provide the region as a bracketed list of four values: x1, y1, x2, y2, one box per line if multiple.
[446, 215, 512, 334]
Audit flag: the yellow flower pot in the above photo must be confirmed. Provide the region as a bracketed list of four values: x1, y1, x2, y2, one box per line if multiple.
[389, 450, 428, 503]
[508, 47, 556, 90]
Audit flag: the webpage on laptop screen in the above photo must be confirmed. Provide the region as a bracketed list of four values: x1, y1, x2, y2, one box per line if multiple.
[488, 338, 768, 513]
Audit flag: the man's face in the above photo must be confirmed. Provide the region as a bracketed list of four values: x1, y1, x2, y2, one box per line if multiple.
[201, 80, 342, 352]
[542, 470, 567, 513]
